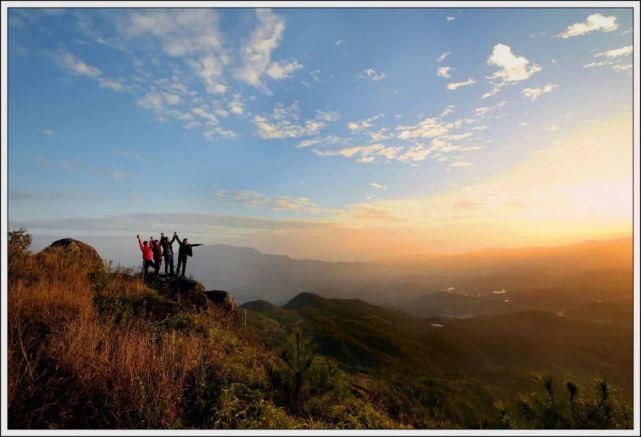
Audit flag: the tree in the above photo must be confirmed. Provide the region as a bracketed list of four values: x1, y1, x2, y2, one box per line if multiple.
[513, 376, 632, 429]
[8, 228, 32, 253]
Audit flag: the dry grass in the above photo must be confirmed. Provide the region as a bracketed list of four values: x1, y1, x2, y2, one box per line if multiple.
[7, 246, 284, 429]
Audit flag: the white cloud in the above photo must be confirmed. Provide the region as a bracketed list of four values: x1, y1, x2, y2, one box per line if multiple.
[42, 129, 55, 137]
[254, 102, 330, 139]
[450, 160, 476, 168]
[446, 16, 456, 22]
[316, 110, 340, 122]
[559, 13, 618, 38]
[229, 94, 244, 115]
[446, 78, 476, 90]
[436, 52, 450, 63]
[236, 9, 289, 89]
[216, 188, 320, 213]
[487, 44, 541, 83]
[123, 10, 228, 94]
[313, 144, 401, 164]
[396, 117, 458, 140]
[612, 64, 632, 73]
[189, 55, 228, 94]
[595, 45, 632, 58]
[398, 144, 430, 163]
[347, 115, 380, 132]
[295, 135, 344, 149]
[545, 124, 560, 132]
[98, 78, 126, 92]
[335, 39, 343, 46]
[522, 83, 557, 101]
[371, 182, 388, 190]
[518, 122, 528, 127]
[440, 105, 456, 117]
[481, 84, 503, 99]
[437, 66, 451, 79]
[59, 50, 102, 77]
[266, 59, 304, 80]
[362, 68, 386, 81]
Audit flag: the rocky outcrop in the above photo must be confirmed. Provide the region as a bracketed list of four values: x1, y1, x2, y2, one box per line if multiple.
[40, 238, 104, 272]
[146, 275, 238, 319]
[204, 290, 238, 317]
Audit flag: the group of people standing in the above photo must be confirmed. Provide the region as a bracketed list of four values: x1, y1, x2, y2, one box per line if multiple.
[136, 232, 202, 279]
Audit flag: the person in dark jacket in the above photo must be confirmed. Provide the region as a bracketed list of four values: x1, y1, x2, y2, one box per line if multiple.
[159, 232, 178, 275]
[137, 235, 155, 279]
[175, 233, 203, 277]
[151, 238, 163, 274]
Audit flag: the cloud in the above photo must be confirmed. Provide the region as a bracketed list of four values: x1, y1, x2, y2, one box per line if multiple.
[518, 122, 528, 127]
[559, 13, 618, 38]
[347, 115, 381, 132]
[436, 52, 450, 63]
[216, 188, 320, 213]
[189, 54, 228, 94]
[236, 9, 291, 89]
[42, 129, 55, 137]
[361, 68, 386, 81]
[229, 94, 244, 115]
[584, 46, 633, 74]
[371, 182, 388, 191]
[59, 50, 102, 77]
[595, 45, 632, 58]
[335, 39, 343, 46]
[612, 64, 632, 73]
[254, 102, 329, 139]
[446, 78, 476, 90]
[487, 44, 541, 83]
[14, 213, 333, 234]
[450, 160, 476, 168]
[9, 190, 103, 203]
[265, 59, 304, 80]
[316, 110, 340, 122]
[446, 16, 456, 22]
[313, 144, 401, 164]
[440, 105, 456, 117]
[98, 78, 126, 92]
[481, 84, 503, 99]
[123, 10, 228, 94]
[522, 83, 557, 101]
[437, 66, 451, 79]
[295, 135, 345, 149]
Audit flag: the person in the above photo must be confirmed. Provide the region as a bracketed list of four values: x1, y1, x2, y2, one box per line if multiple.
[151, 238, 163, 274]
[175, 233, 203, 277]
[159, 232, 178, 276]
[136, 235, 155, 279]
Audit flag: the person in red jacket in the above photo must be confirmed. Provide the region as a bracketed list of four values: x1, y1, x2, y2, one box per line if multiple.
[137, 234, 155, 279]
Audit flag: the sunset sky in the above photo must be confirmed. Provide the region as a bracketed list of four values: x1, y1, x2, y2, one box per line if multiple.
[7, 7, 634, 262]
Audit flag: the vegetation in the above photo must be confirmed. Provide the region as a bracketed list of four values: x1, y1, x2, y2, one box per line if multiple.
[7, 230, 633, 429]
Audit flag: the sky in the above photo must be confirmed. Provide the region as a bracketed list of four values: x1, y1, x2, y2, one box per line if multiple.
[6, 6, 635, 262]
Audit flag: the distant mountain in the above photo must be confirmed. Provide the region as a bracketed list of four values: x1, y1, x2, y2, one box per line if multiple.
[190, 238, 632, 307]
[243, 292, 633, 402]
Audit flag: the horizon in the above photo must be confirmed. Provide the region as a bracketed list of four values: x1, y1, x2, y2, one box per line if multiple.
[24, 232, 632, 267]
[7, 7, 634, 262]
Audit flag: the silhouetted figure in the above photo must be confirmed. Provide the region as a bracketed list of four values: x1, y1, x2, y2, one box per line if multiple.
[159, 232, 178, 275]
[151, 238, 163, 274]
[136, 235, 155, 279]
[175, 233, 203, 277]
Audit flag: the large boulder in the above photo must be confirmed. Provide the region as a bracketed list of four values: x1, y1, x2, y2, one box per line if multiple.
[40, 238, 104, 272]
[148, 276, 237, 318]
[204, 290, 238, 318]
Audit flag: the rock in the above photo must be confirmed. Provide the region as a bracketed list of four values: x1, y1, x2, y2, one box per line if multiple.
[205, 290, 238, 317]
[148, 276, 237, 318]
[40, 238, 104, 272]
